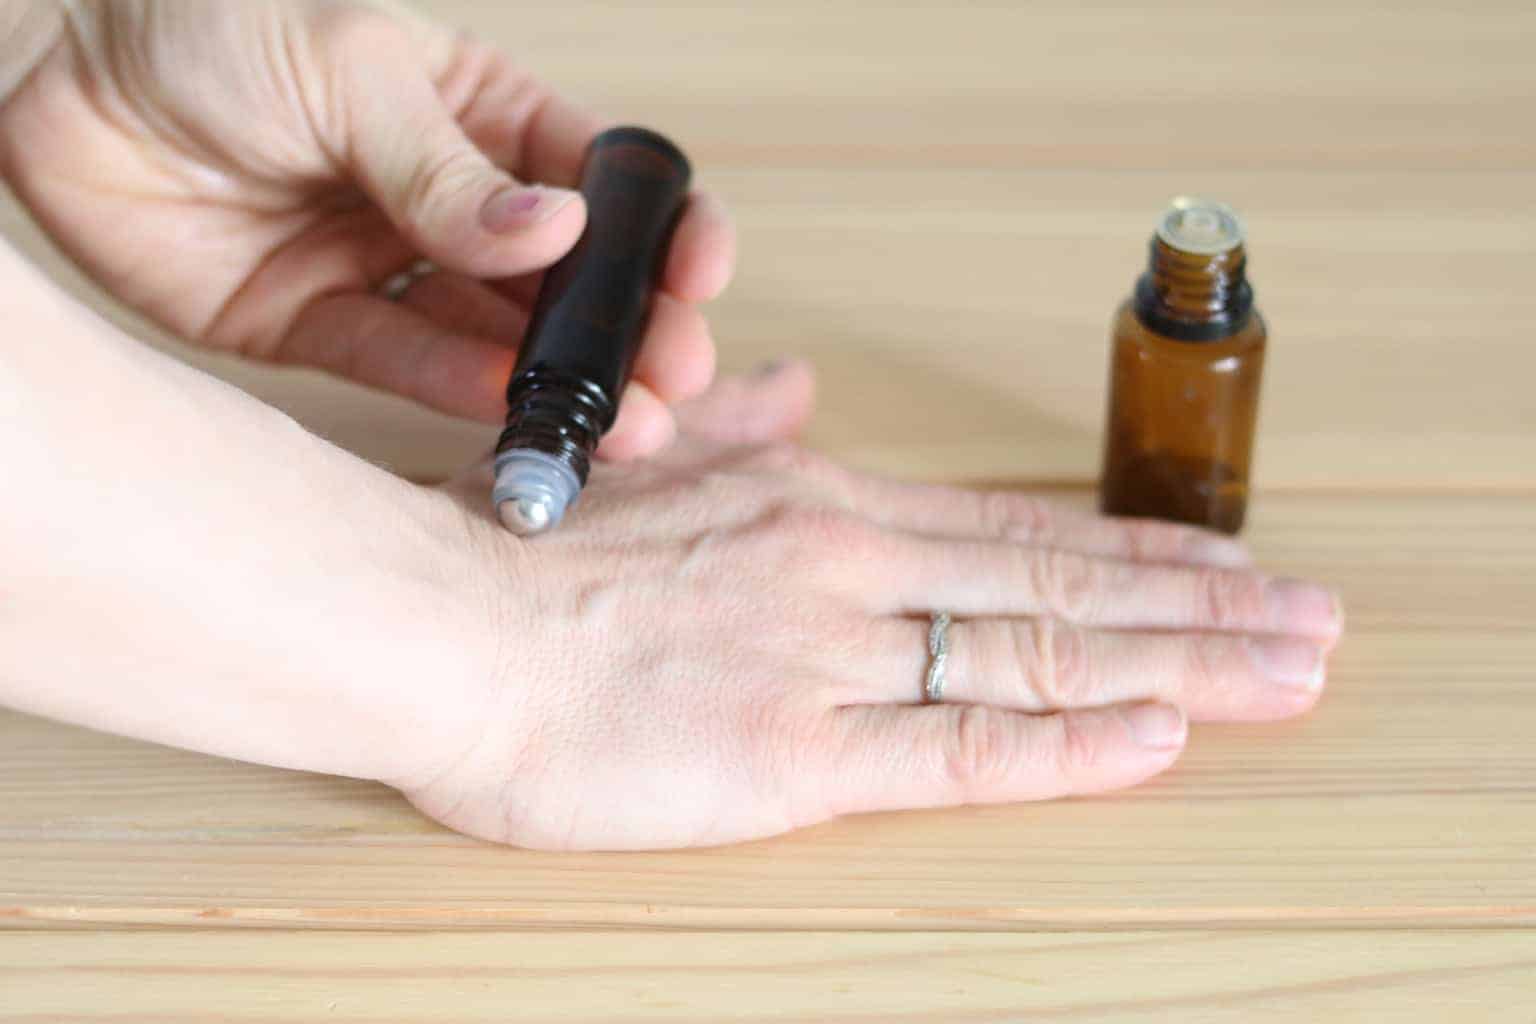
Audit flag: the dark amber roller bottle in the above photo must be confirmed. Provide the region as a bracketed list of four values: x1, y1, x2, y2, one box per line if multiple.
[1099, 197, 1266, 534]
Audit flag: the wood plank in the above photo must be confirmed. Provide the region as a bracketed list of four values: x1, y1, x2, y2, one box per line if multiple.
[2, 493, 1532, 930]
[4, 930, 1535, 1022]
[453, 0, 1536, 172]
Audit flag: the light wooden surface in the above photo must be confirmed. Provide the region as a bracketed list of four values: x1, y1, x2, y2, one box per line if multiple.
[4, 0, 1534, 1018]
[3, 0, 1532, 487]
[6, 931, 1536, 1022]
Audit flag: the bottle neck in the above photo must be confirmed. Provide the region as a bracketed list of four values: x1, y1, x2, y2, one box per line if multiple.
[1133, 237, 1254, 342]
[495, 368, 613, 486]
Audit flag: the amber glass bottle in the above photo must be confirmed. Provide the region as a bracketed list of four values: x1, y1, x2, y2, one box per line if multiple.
[1099, 198, 1266, 534]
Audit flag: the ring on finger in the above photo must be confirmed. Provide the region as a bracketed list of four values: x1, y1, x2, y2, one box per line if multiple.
[924, 611, 953, 703]
[376, 259, 436, 302]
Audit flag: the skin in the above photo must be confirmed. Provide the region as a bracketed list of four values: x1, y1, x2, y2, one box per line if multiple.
[0, 0, 730, 456]
[0, 1, 1341, 852]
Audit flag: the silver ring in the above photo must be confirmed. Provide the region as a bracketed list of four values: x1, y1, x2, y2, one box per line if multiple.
[376, 259, 436, 302]
[924, 612, 952, 703]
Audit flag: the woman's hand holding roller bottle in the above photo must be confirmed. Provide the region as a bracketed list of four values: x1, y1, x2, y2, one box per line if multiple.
[0, 0, 729, 456]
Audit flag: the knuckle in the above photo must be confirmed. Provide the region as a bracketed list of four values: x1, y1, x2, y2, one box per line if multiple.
[314, 4, 405, 55]
[1024, 618, 1091, 709]
[1029, 550, 1098, 622]
[1199, 568, 1268, 629]
[1124, 519, 1216, 564]
[404, 146, 490, 220]
[744, 441, 839, 483]
[765, 504, 881, 558]
[1053, 714, 1103, 776]
[1119, 520, 1167, 562]
[450, 37, 502, 76]
[943, 705, 1016, 796]
[1184, 636, 1224, 697]
[730, 502, 886, 583]
[981, 491, 1055, 542]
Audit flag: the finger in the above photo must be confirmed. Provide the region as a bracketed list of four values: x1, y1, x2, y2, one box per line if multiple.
[507, 89, 607, 187]
[428, 39, 598, 184]
[663, 192, 736, 302]
[490, 272, 544, 310]
[402, 271, 713, 408]
[510, 93, 736, 301]
[457, 68, 733, 304]
[398, 270, 527, 342]
[629, 293, 717, 403]
[203, 207, 418, 357]
[595, 382, 677, 461]
[843, 478, 1252, 568]
[862, 617, 1326, 722]
[494, 191, 731, 310]
[670, 360, 818, 454]
[429, 35, 736, 301]
[278, 293, 512, 422]
[823, 702, 1184, 815]
[494, 191, 733, 306]
[336, 21, 585, 278]
[848, 533, 1342, 641]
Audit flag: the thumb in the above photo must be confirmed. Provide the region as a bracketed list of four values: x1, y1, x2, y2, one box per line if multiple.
[339, 41, 584, 277]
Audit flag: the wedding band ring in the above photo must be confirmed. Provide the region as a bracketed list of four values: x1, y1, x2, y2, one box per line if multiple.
[924, 612, 952, 703]
[377, 259, 435, 302]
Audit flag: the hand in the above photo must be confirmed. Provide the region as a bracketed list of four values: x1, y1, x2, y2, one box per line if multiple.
[0, 0, 730, 457]
[404, 364, 1343, 850]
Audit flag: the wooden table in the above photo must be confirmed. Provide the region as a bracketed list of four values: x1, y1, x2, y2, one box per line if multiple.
[4, 1, 1533, 1018]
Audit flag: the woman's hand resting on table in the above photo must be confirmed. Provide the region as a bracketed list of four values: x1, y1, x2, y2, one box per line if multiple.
[0, 0, 727, 456]
[402, 363, 1342, 851]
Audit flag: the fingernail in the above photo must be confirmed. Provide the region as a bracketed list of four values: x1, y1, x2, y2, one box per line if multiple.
[1181, 534, 1252, 568]
[480, 185, 577, 233]
[1120, 703, 1186, 750]
[752, 358, 789, 378]
[1266, 577, 1342, 638]
[1247, 636, 1325, 691]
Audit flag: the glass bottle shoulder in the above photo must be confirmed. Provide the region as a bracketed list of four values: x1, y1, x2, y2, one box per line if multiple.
[1112, 299, 1267, 371]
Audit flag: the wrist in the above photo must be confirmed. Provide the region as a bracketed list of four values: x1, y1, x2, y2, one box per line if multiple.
[0, 235, 514, 786]
[343, 481, 529, 791]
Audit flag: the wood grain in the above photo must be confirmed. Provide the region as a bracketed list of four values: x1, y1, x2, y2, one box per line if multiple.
[1, 0, 1532, 1016]
[2, 1, 1531, 486]
[3, 493, 1532, 931]
[6, 930, 1536, 1022]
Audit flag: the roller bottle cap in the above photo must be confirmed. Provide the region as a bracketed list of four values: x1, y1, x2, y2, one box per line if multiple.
[1157, 196, 1246, 256]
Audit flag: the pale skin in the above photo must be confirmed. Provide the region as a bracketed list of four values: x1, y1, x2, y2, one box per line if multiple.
[0, 1, 1340, 851]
